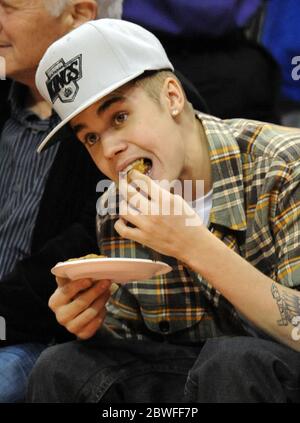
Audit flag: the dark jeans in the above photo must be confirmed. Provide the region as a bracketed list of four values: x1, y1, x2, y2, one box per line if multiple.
[27, 331, 300, 403]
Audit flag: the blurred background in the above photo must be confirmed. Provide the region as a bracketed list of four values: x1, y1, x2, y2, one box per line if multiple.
[121, 0, 300, 127]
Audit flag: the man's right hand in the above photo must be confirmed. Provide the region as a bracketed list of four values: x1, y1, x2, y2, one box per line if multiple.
[49, 277, 112, 340]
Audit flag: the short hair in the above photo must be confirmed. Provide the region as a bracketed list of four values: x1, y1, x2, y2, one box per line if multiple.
[43, 0, 123, 18]
[96, 0, 123, 19]
[43, 0, 71, 17]
[131, 70, 189, 109]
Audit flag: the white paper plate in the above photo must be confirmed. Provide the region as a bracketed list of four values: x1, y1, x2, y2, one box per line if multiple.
[51, 257, 172, 283]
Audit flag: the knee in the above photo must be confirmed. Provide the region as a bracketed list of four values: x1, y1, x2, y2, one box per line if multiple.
[184, 337, 289, 403]
[191, 336, 276, 377]
[30, 346, 59, 380]
[27, 343, 68, 402]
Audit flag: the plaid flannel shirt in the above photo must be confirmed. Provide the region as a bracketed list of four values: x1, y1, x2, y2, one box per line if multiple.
[96, 113, 300, 344]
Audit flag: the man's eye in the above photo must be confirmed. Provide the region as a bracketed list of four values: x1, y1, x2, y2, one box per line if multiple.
[0, 1, 14, 10]
[114, 112, 128, 126]
[84, 133, 101, 146]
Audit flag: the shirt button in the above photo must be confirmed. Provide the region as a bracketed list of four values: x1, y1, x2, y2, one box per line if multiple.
[159, 320, 170, 333]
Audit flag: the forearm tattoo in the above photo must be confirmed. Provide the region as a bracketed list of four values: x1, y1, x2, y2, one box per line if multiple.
[271, 283, 300, 326]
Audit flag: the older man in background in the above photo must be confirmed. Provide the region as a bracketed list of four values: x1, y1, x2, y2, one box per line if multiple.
[0, 0, 123, 403]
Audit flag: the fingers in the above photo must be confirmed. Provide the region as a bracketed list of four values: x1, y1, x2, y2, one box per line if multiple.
[119, 170, 173, 216]
[114, 217, 144, 244]
[119, 201, 148, 228]
[49, 277, 112, 339]
[119, 179, 150, 216]
[76, 309, 107, 340]
[49, 278, 94, 309]
[55, 276, 70, 287]
[66, 291, 111, 338]
[51, 279, 111, 323]
[129, 169, 160, 201]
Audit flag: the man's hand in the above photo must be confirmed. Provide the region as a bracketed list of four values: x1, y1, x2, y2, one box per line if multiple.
[49, 277, 112, 340]
[115, 170, 205, 263]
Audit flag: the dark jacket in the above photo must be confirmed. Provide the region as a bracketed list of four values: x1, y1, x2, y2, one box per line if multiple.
[0, 80, 104, 345]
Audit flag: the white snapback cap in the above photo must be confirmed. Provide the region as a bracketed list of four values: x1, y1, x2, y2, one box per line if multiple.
[36, 19, 174, 153]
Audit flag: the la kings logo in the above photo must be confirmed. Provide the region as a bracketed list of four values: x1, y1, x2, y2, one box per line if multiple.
[45, 54, 82, 103]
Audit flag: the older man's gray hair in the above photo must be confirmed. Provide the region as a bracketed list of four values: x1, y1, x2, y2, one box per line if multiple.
[43, 0, 123, 19]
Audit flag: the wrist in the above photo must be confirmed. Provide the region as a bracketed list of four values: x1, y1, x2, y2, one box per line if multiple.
[179, 224, 212, 271]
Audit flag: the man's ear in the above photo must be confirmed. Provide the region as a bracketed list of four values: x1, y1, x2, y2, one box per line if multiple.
[162, 77, 185, 117]
[71, 0, 98, 28]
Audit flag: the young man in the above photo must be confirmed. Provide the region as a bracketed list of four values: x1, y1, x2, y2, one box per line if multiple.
[29, 19, 300, 403]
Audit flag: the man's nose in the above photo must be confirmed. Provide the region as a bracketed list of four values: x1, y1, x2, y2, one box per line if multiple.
[102, 136, 128, 159]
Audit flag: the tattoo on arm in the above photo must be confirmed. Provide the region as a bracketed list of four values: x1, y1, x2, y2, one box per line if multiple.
[271, 283, 300, 326]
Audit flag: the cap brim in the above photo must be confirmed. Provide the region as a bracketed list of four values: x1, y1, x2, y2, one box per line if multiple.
[37, 70, 145, 153]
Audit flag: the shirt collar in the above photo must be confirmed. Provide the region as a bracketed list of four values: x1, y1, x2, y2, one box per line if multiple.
[8, 81, 59, 131]
[198, 112, 247, 232]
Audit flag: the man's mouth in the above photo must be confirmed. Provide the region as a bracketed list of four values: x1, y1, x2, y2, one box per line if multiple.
[122, 158, 153, 177]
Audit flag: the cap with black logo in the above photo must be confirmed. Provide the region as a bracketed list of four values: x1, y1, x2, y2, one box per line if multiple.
[36, 18, 173, 153]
